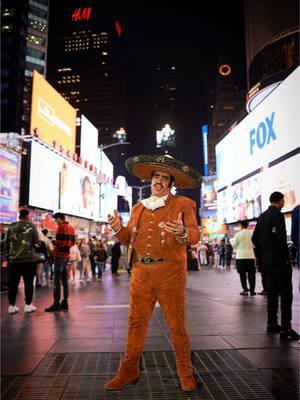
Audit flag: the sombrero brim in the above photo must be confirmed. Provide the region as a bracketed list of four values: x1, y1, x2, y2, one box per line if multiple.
[125, 155, 202, 189]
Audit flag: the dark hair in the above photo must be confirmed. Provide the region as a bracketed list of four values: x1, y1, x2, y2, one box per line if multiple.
[240, 220, 249, 229]
[150, 171, 175, 187]
[53, 212, 65, 220]
[42, 229, 48, 235]
[19, 209, 29, 219]
[269, 191, 284, 203]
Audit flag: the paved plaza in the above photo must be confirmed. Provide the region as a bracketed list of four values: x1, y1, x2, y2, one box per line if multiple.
[1, 265, 299, 399]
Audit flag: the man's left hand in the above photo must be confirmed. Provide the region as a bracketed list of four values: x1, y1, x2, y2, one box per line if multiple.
[164, 212, 185, 236]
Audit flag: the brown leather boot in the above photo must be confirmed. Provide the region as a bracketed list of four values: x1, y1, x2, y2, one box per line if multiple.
[179, 375, 197, 391]
[104, 360, 140, 391]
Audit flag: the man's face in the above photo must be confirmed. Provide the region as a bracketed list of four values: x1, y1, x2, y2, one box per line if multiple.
[278, 197, 285, 210]
[151, 171, 173, 197]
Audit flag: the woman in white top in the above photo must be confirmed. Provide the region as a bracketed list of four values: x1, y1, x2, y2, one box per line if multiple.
[233, 220, 256, 296]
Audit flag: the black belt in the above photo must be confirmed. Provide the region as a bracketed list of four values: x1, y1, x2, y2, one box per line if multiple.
[137, 256, 164, 264]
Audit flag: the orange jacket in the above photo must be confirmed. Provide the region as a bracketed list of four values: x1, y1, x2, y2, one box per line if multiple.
[115, 194, 199, 264]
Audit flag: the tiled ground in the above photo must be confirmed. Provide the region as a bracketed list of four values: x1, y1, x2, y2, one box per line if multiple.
[1, 266, 299, 399]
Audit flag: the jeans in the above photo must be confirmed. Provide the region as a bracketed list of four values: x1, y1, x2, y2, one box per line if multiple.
[96, 262, 105, 279]
[53, 257, 69, 304]
[8, 262, 36, 305]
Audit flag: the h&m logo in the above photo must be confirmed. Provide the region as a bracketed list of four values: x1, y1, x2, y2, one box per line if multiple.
[249, 112, 277, 155]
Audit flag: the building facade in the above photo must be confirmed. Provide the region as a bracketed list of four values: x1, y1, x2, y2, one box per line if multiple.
[1, 0, 49, 134]
[47, 1, 125, 147]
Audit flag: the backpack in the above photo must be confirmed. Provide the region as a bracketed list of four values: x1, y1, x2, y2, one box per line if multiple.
[8, 222, 38, 263]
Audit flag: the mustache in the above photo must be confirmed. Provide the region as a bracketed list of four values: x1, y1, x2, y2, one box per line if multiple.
[154, 183, 163, 188]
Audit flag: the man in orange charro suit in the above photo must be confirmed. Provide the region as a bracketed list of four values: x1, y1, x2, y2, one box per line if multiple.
[104, 154, 202, 392]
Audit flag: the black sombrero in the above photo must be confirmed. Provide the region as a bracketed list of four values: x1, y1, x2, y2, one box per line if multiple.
[125, 154, 202, 189]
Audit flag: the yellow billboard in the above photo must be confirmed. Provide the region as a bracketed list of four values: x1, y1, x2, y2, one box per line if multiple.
[30, 70, 76, 153]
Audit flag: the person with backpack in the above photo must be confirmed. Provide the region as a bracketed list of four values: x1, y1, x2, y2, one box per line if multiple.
[5, 209, 40, 314]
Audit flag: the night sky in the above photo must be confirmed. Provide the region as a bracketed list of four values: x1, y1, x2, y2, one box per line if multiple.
[109, 1, 246, 207]
[48, 0, 247, 210]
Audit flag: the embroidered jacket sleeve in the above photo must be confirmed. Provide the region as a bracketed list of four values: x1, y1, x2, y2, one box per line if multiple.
[178, 197, 199, 245]
[114, 204, 141, 245]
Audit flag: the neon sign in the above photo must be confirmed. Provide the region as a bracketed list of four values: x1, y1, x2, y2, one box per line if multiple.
[71, 7, 92, 22]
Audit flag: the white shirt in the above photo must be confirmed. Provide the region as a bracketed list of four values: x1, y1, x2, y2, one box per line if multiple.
[232, 229, 255, 259]
[141, 194, 169, 210]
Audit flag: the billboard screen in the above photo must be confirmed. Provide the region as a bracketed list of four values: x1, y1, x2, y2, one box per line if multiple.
[30, 70, 76, 154]
[0, 148, 20, 223]
[216, 67, 299, 223]
[201, 175, 217, 218]
[29, 140, 100, 220]
[80, 115, 100, 169]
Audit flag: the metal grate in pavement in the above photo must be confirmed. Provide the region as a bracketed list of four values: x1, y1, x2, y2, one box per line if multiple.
[2, 370, 298, 400]
[2, 352, 298, 400]
[31, 350, 256, 377]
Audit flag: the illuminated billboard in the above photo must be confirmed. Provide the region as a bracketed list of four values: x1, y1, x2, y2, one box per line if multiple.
[0, 148, 20, 223]
[29, 140, 99, 220]
[201, 175, 217, 218]
[216, 67, 299, 223]
[156, 124, 176, 148]
[80, 115, 100, 169]
[30, 70, 76, 154]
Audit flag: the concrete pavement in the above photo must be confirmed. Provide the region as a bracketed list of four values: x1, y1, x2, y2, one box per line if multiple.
[1, 265, 299, 399]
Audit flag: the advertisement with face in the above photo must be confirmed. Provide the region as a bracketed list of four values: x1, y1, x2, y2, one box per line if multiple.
[0, 148, 20, 223]
[30, 70, 76, 153]
[29, 140, 99, 220]
[216, 67, 299, 222]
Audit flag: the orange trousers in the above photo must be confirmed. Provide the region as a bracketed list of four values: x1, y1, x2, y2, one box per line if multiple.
[123, 261, 193, 378]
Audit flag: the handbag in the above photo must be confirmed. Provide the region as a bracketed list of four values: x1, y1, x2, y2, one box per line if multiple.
[32, 247, 46, 263]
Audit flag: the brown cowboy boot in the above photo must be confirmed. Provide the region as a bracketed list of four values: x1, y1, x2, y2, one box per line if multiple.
[104, 358, 140, 391]
[179, 374, 197, 391]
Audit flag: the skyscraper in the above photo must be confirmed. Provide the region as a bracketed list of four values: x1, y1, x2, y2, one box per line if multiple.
[244, 0, 299, 111]
[207, 61, 245, 174]
[1, 0, 49, 134]
[47, 1, 125, 146]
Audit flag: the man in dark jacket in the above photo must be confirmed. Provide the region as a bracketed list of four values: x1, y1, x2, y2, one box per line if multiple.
[5, 209, 40, 314]
[252, 191, 299, 340]
[111, 241, 121, 276]
[45, 212, 75, 312]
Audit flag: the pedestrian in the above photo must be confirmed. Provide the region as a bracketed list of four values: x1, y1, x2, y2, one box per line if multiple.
[93, 240, 107, 280]
[45, 212, 75, 312]
[233, 220, 256, 296]
[79, 238, 91, 281]
[291, 204, 299, 268]
[5, 209, 40, 314]
[111, 241, 121, 276]
[68, 240, 81, 283]
[197, 241, 208, 266]
[104, 154, 201, 392]
[218, 239, 226, 268]
[225, 240, 233, 268]
[41, 229, 54, 285]
[252, 191, 299, 340]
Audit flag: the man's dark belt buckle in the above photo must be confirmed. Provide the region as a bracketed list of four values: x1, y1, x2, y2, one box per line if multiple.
[141, 256, 154, 264]
[140, 257, 163, 264]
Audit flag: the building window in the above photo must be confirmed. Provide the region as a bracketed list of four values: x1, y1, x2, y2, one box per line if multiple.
[2, 8, 14, 17]
[2, 24, 12, 32]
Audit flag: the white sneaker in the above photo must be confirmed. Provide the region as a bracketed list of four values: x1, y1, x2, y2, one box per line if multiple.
[24, 304, 37, 313]
[8, 305, 20, 314]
